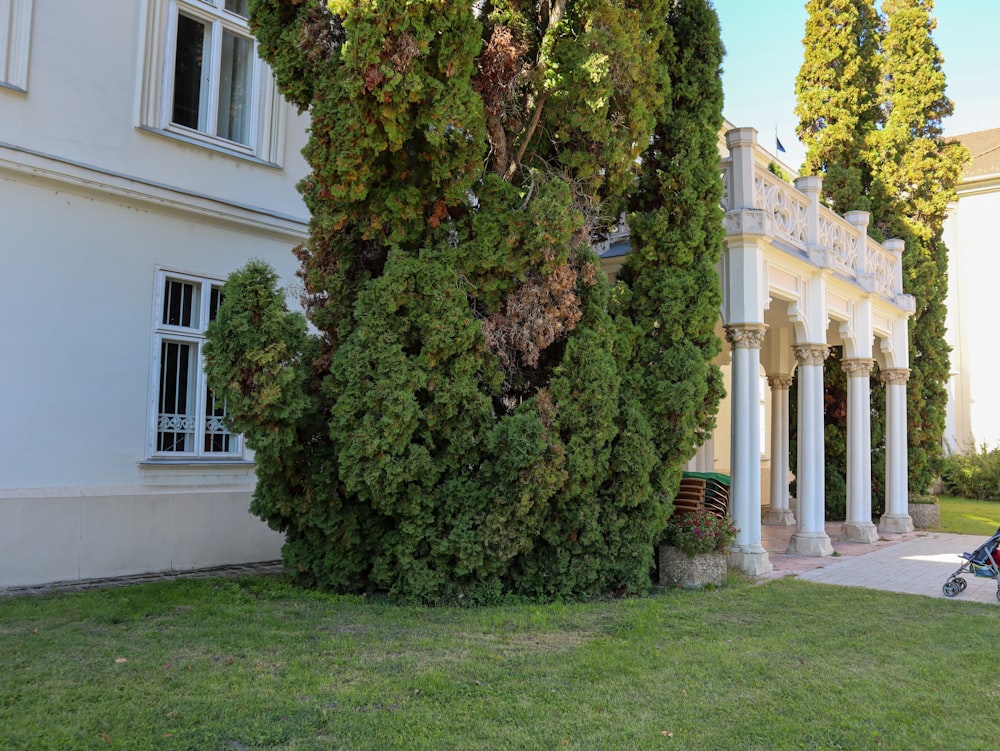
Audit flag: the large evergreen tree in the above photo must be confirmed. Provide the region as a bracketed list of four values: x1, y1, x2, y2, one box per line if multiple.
[204, 0, 725, 602]
[871, 0, 968, 492]
[795, 0, 968, 507]
[795, 0, 881, 213]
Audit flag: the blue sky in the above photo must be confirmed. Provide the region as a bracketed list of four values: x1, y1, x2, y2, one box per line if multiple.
[713, 0, 1000, 171]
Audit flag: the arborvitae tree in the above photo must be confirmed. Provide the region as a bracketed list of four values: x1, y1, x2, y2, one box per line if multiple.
[794, 0, 882, 519]
[871, 0, 968, 493]
[794, 0, 968, 511]
[620, 0, 725, 480]
[205, 0, 726, 602]
[795, 0, 881, 212]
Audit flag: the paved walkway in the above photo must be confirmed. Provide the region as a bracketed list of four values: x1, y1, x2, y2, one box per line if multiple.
[759, 522, 1000, 604]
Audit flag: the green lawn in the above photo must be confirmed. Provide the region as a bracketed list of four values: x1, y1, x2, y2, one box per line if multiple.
[3, 575, 999, 750]
[937, 494, 1000, 535]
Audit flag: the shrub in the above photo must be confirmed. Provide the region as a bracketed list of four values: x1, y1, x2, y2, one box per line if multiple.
[941, 447, 1000, 501]
[659, 511, 738, 557]
[205, 0, 726, 602]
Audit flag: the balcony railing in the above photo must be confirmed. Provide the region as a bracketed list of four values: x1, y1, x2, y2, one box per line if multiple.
[720, 128, 910, 308]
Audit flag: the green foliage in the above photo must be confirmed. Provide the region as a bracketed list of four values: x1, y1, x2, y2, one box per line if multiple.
[206, 0, 726, 602]
[795, 0, 969, 505]
[795, 0, 881, 213]
[659, 510, 738, 556]
[941, 447, 1000, 501]
[620, 0, 726, 479]
[873, 1, 969, 494]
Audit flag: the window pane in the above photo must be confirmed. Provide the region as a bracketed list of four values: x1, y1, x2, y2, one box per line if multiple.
[172, 14, 206, 131]
[157, 341, 198, 452]
[162, 279, 200, 328]
[216, 30, 253, 145]
[209, 285, 223, 322]
[204, 387, 234, 453]
[224, 0, 250, 19]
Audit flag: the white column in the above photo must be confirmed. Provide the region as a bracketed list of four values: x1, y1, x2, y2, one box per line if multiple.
[787, 344, 834, 556]
[879, 368, 914, 534]
[764, 374, 794, 525]
[725, 324, 773, 576]
[842, 358, 878, 543]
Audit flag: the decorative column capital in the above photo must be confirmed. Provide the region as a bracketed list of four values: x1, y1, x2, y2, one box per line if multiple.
[767, 374, 793, 390]
[841, 358, 875, 378]
[880, 368, 911, 386]
[792, 344, 830, 367]
[725, 323, 768, 350]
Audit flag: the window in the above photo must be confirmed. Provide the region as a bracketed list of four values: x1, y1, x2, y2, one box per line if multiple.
[148, 269, 242, 459]
[0, 0, 33, 92]
[139, 0, 285, 162]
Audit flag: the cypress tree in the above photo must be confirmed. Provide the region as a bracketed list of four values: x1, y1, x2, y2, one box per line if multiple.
[620, 0, 726, 482]
[794, 0, 882, 519]
[872, 0, 968, 493]
[795, 0, 881, 212]
[794, 0, 968, 510]
[205, 0, 726, 601]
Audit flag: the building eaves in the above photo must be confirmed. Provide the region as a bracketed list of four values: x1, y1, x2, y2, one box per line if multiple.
[951, 128, 1000, 179]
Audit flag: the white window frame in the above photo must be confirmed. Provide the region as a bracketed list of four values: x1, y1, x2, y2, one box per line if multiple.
[138, 0, 285, 164]
[147, 267, 244, 461]
[0, 0, 33, 92]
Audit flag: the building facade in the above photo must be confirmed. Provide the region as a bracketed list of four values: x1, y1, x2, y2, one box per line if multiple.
[944, 128, 1000, 453]
[1, 0, 309, 588]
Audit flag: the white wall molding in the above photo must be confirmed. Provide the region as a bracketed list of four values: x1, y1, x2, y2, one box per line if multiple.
[0, 141, 309, 241]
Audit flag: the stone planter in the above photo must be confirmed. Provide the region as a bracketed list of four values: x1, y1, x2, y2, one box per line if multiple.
[658, 545, 728, 589]
[909, 502, 940, 530]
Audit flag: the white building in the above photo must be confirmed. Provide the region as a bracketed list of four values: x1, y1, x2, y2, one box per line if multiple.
[944, 128, 1000, 453]
[1, 0, 309, 588]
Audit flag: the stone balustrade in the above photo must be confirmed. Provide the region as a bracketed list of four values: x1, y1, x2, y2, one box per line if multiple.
[720, 129, 913, 311]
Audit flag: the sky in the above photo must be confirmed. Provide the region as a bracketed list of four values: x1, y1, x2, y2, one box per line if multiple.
[712, 0, 1000, 171]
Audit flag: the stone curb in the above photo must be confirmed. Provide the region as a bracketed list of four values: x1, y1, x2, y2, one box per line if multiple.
[0, 561, 287, 599]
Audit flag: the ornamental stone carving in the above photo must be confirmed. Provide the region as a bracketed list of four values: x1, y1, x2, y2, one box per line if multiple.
[725, 324, 767, 350]
[880, 368, 911, 386]
[841, 358, 875, 378]
[792, 344, 830, 367]
[767, 375, 793, 390]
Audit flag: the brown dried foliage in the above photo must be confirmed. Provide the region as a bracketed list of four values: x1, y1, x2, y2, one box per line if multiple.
[386, 31, 420, 74]
[427, 199, 449, 229]
[474, 24, 528, 176]
[482, 262, 582, 374]
[295, 5, 344, 65]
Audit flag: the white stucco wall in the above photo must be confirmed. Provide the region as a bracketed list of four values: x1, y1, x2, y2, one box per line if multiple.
[944, 177, 1000, 452]
[0, 1, 312, 587]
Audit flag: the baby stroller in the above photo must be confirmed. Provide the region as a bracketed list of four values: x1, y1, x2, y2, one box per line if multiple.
[942, 526, 1000, 601]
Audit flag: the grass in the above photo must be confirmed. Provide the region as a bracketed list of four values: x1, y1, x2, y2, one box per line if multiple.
[937, 494, 1000, 535]
[3, 575, 1000, 750]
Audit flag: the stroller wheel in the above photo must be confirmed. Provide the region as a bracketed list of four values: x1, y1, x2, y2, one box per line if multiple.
[955, 577, 968, 591]
[943, 580, 961, 597]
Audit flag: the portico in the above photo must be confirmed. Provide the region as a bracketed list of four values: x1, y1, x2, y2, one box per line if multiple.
[698, 128, 916, 576]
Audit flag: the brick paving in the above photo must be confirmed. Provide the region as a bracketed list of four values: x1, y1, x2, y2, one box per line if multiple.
[761, 522, 1000, 604]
